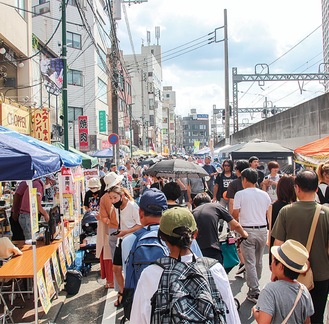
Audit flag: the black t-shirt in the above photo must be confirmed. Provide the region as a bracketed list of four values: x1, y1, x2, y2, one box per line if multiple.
[226, 177, 243, 199]
[214, 172, 237, 200]
[83, 190, 101, 211]
[192, 203, 233, 251]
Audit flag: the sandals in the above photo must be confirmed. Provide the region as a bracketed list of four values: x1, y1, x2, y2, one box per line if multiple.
[114, 292, 123, 307]
[105, 282, 114, 289]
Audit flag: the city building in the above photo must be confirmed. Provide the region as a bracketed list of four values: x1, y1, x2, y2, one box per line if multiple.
[162, 86, 176, 155]
[182, 109, 210, 154]
[32, 0, 132, 152]
[124, 29, 163, 152]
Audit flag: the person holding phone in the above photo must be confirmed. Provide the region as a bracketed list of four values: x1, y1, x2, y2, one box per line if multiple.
[108, 185, 142, 307]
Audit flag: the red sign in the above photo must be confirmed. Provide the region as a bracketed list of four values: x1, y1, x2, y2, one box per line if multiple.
[78, 116, 89, 151]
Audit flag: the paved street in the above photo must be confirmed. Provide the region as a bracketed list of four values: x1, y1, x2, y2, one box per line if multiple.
[12, 246, 327, 323]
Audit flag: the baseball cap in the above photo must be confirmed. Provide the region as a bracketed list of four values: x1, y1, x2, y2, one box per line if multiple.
[139, 188, 168, 215]
[160, 207, 197, 238]
[118, 165, 126, 171]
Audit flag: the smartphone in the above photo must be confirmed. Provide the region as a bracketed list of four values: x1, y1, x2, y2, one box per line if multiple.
[110, 230, 121, 236]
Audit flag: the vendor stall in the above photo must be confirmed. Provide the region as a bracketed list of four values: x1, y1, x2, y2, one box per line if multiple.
[294, 136, 329, 167]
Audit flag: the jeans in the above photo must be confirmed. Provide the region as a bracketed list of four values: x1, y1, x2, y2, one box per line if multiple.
[240, 227, 267, 297]
[18, 213, 31, 240]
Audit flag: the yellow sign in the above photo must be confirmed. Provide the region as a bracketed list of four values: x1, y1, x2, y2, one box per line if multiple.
[0, 102, 30, 134]
[31, 108, 51, 143]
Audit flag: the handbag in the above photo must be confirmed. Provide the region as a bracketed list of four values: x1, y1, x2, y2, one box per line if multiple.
[297, 204, 321, 290]
[220, 235, 239, 269]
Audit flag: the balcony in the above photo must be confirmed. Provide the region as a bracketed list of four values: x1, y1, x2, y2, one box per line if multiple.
[32, 2, 50, 17]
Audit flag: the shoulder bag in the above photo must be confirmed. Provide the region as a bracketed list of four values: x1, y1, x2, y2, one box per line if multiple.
[297, 204, 321, 290]
[281, 284, 303, 324]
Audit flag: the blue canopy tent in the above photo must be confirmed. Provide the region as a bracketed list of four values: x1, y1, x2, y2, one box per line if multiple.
[0, 126, 82, 168]
[91, 147, 125, 158]
[0, 131, 63, 323]
[0, 132, 62, 181]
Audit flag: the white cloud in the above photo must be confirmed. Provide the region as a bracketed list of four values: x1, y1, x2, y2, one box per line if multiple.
[118, 0, 324, 121]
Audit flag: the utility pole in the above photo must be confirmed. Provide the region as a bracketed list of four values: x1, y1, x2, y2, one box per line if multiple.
[141, 69, 146, 151]
[167, 106, 171, 155]
[129, 104, 133, 159]
[224, 9, 230, 145]
[110, 12, 119, 163]
[62, 0, 68, 150]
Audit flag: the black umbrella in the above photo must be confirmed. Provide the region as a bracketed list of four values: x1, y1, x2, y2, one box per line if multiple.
[144, 159, 208, 179]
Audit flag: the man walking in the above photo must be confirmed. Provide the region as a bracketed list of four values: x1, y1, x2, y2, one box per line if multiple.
[192, 192, 248, 265]
[202, 156, 218, 195]
[272, 170, 329, 323]
[232, 168, 271, 303]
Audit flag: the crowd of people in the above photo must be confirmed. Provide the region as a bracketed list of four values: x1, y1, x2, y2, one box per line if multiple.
[79, 154, 329, 324]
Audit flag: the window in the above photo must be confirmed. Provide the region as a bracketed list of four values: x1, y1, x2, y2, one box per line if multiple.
[97, 46, 107, 71]
[17, 0, 26, 19]
[119, 99, 125, 112]
[98, 78, 107, 104]
[126, 82, 131, 96]
[68, 106, 83, 122]
[149, 115, 155, 126]
[68, 69, 83, 86]
[67, 32, 82, 50]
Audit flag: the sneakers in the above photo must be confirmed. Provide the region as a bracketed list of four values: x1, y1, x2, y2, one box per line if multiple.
[246, 294, 259, 304]
[236, 263, 245, 275]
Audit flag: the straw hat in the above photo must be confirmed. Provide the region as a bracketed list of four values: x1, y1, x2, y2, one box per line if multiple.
[271, 239, 309, 273]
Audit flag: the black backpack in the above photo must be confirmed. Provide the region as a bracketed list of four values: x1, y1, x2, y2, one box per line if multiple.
[65, 270, 83, 295]
[150, 257, 227, 324]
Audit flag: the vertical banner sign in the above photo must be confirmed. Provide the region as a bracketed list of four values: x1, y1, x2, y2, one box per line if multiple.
[30, 188, 39, 234]
[78, 115, 89, 152]
[99, 110, 107, 133]
[31, 108, 51, 143]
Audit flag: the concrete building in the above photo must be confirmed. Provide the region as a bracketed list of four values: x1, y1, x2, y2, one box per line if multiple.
[124, 37, 163, 152]
[32, 0, 133, 152]
[182, 109, 210, 154]
[0, 1, 33, 104]
[162, 86, 176, 154]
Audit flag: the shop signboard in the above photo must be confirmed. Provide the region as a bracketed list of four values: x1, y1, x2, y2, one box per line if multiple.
[78, 115, 89, 152]
[31, 108, 51, 143]
[0, 102, 30, 134]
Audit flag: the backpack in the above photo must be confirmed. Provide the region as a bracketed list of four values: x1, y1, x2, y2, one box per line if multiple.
[121, 225, 169, 321]
[65, 270, 83, 295]
[150, 257, 228, 324]
[317, 183, 329, 204]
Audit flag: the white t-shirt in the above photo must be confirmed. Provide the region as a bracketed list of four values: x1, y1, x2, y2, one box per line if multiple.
[233, 187, 271, 226]
[115, 200, 140, 238]
[130, 254, 241, 324]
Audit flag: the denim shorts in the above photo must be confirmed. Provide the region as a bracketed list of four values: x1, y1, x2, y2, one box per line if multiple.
[18, 213, 32, 240]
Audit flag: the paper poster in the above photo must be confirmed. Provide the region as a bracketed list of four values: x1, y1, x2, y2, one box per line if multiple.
[63, 194, 73, 217]
[37, 269, 51, 314]
[58, 243, 67, 276]
[63, 237, 72, 266]
[44, 259, 56, 299]
[51, 251, 62, 289]
[30, 188, 39, 234]
[68, 232, 76, 260]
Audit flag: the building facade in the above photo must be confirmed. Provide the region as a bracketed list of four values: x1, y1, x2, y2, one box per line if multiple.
[182, 109, 209, 154]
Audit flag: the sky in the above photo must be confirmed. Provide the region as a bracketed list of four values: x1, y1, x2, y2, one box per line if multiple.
[116, 0, 324, 132]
